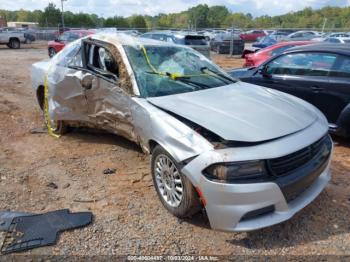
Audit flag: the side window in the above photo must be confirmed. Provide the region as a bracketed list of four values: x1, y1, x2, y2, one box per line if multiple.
[85, 43, 119, 80]
[166, 36, 174, 43]
[58, 32, 69, 41]
[67, 33, 80, 42]
[68, 48, 82, 67]
[141, 33, 152, 39]
[266, 53, 337, 77]
[291, 33, 301, 38]
[152, 34, 166, 41]
[303, 32, 314, 36]
[55, 41, 82, 67]
[330, 56, 350, 77]
[327, 38, 340, 43]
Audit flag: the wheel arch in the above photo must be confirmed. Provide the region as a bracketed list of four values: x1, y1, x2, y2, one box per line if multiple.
[36, 85, 45, 110]
[337, 103, 350, 137]
[9, 37, 20, 42]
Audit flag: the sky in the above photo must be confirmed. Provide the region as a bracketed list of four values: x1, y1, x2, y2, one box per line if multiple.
[0, 0, 349, 17]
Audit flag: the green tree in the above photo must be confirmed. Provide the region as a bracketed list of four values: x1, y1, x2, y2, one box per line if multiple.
[104, 16, 129, 28]
[207, 6, 229, 28]
[39, 3, 61, 27]
[129, 15, 147, 30]
[187, 4, 209, 29]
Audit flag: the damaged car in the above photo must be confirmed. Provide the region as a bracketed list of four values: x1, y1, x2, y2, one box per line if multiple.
[31, 33, 332, 232]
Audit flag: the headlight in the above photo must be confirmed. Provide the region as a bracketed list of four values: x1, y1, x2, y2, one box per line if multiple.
[203, 161, 266, 182]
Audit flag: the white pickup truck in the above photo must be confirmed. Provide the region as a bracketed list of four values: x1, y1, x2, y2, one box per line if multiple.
[0, 28, 26, 49]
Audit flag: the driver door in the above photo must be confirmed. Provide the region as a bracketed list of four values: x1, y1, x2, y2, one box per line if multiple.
[81, 40, 135, 139]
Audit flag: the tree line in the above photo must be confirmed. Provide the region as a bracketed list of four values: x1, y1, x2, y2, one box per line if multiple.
[1, 3, 350, 30]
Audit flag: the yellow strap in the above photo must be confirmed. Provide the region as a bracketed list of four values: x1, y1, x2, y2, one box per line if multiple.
[44, 73, 60, 138]
[140, 45, 209, 80]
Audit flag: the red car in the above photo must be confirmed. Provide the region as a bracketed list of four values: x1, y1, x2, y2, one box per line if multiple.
[244, 41, 314, 67]
[48, 30, 95, 57]
[240, 30, 266, 42]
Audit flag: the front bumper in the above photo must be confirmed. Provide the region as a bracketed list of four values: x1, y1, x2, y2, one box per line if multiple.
[181, 120, 331, 232]
[199, 162, 330, 232]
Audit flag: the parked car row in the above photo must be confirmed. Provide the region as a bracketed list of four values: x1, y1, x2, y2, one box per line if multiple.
[140, 31, 211, 58]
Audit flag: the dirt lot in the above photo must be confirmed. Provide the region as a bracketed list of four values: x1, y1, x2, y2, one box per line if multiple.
[0, 42, 349, 257]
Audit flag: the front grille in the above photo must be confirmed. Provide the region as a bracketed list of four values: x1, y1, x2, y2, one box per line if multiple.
[266, 135, 331, 177]
[270, 135, 332, 202]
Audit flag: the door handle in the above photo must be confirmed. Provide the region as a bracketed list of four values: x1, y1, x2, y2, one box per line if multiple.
[311, 86, 324, 92]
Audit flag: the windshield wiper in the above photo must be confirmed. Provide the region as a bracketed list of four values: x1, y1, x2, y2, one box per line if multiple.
[200, 67, 235, 84]
[145, 71, 211, 90]
[172, 76, 212, 90]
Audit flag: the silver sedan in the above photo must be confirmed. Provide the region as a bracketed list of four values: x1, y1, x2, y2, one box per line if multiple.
[31, 34, 332, 231]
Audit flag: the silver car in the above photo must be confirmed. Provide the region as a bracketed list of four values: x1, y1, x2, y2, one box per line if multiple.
[31, 34, 332, 232]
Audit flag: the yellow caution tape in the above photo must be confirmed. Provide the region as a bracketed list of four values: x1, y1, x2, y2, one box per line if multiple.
[43, 73, 60, 139]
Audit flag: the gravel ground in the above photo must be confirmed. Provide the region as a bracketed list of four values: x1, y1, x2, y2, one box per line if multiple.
[0, 42, 349, 258]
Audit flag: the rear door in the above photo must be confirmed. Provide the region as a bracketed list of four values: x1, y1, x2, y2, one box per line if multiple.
[324, 55, 350, 124]
[49, 41, 89, 121]
[81, 39, 135, 140]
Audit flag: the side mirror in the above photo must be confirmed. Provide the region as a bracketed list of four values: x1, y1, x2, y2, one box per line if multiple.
[54, 38, 60, 42]
[258, 66, 271, 78]
[81, 74, 93, 89]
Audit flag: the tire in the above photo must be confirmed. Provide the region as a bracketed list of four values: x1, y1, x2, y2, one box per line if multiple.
[151, 145, 202, 218]
[48, 47, 56, 58]
[48, 119, 68, 135]
[9, 38, 20, 49]
[37, 87, 68, 135]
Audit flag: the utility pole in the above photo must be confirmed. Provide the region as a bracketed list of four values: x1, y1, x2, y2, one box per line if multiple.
[230, 23, 234, 57]
[61, 0, 67, 30]
[322, 18, 327, 33]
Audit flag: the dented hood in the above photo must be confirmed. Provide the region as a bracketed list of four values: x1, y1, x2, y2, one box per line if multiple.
[148, 82, 318, 142]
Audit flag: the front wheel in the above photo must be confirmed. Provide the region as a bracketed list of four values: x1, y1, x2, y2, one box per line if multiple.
[9, 39, 20, 49]
[151, 145, 202, 218]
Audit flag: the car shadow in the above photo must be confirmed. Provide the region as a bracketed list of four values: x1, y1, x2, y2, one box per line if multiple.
[181, 210, 211, 230]
[64, 127, 143, 153]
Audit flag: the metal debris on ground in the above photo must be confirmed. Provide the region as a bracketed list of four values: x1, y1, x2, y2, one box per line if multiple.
[0, 209, 93, 254]
[103, 168, 117, 175]
[29, 127, 47, 134]
[46, 182, 58, 189]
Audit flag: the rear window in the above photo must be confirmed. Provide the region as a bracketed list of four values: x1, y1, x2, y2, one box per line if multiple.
[184, 36, 208, 46]
[330, 55, 350, 77]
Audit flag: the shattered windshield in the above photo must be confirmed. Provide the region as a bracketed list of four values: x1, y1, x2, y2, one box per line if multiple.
[124, 45, 235, 97]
